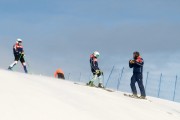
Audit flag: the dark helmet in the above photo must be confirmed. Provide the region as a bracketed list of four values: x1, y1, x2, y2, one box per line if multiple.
[133, 51, 140, 59]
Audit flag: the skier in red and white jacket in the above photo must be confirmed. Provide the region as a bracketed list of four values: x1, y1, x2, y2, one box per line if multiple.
[87, 51, 103, 88]
[8, 39, 28, 73]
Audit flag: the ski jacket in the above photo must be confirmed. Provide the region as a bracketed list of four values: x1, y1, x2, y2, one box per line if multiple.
[129, 56, 144, 74]
[13, 43, 24, 55]
[90, 54, 100, 72]
[54, 69, 64, 78]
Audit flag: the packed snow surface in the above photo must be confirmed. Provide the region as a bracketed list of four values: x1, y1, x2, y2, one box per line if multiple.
[0, 69, 180, 120]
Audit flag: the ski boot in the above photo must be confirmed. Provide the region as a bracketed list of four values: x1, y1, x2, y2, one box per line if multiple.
[87, 81, 95, 87]
[8, 66, 12, 71]
[129, 94, 139, 98]
[98, 83, 104, 88]
[139, 96, 146, 99]
[23, 66, 28, 73]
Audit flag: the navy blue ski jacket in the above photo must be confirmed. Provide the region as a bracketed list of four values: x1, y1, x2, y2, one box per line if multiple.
[129, 56, 144, 74]
[90, 54, 100, 73]
[13, 43, 24, 55]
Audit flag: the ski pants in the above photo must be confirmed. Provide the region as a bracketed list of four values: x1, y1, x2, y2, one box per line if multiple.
[130, 73, 146, 97]
[90, 71, 103, 84]
[57, 73, 65, 79]
[9, 54, 28, 73]
[14, 54, 25, 63]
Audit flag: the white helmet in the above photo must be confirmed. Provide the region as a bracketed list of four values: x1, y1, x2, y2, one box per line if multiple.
[17, 38, 22, 43]
[93, 51, 100, 58]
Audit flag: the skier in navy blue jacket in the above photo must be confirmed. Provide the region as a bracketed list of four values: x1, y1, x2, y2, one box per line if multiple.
[8, 39, 28, 73]
[87, 51, 103, 88]
[129, 51, 146, 99]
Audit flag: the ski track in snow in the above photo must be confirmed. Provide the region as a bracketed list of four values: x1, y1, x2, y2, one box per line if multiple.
[0, 69, 180, 120]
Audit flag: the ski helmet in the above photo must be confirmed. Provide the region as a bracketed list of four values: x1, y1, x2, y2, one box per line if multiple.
[93, 51, 100, 58]
[17, 38, 22, 43]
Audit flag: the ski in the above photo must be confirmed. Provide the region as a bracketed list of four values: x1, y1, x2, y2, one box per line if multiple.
[74, 82, 114, 92]
[123, 93, 152, 102]
[124, 93, 140, 99]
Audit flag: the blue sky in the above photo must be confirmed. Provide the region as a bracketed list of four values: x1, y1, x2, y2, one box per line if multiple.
[0, 0, 180, 79]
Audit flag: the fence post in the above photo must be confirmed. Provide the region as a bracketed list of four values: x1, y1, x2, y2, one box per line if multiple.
[79, 72, 82, 82]
[102, 73, 105, 86]
[173, 75, 178, 101]
[158, 73, 163, 98]
[117, 67, 124, 90]
[105, 66, 115, 88]
[145, 72, 149, 91]
[68, 73, 71, 80]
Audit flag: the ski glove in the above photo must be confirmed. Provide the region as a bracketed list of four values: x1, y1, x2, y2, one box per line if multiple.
[96, 70, 103, 75]
[130, 60, 135, 64]
[95, 70, 100, 74]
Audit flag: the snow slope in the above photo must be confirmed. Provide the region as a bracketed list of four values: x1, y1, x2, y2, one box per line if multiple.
[0, 69, 180, 120]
